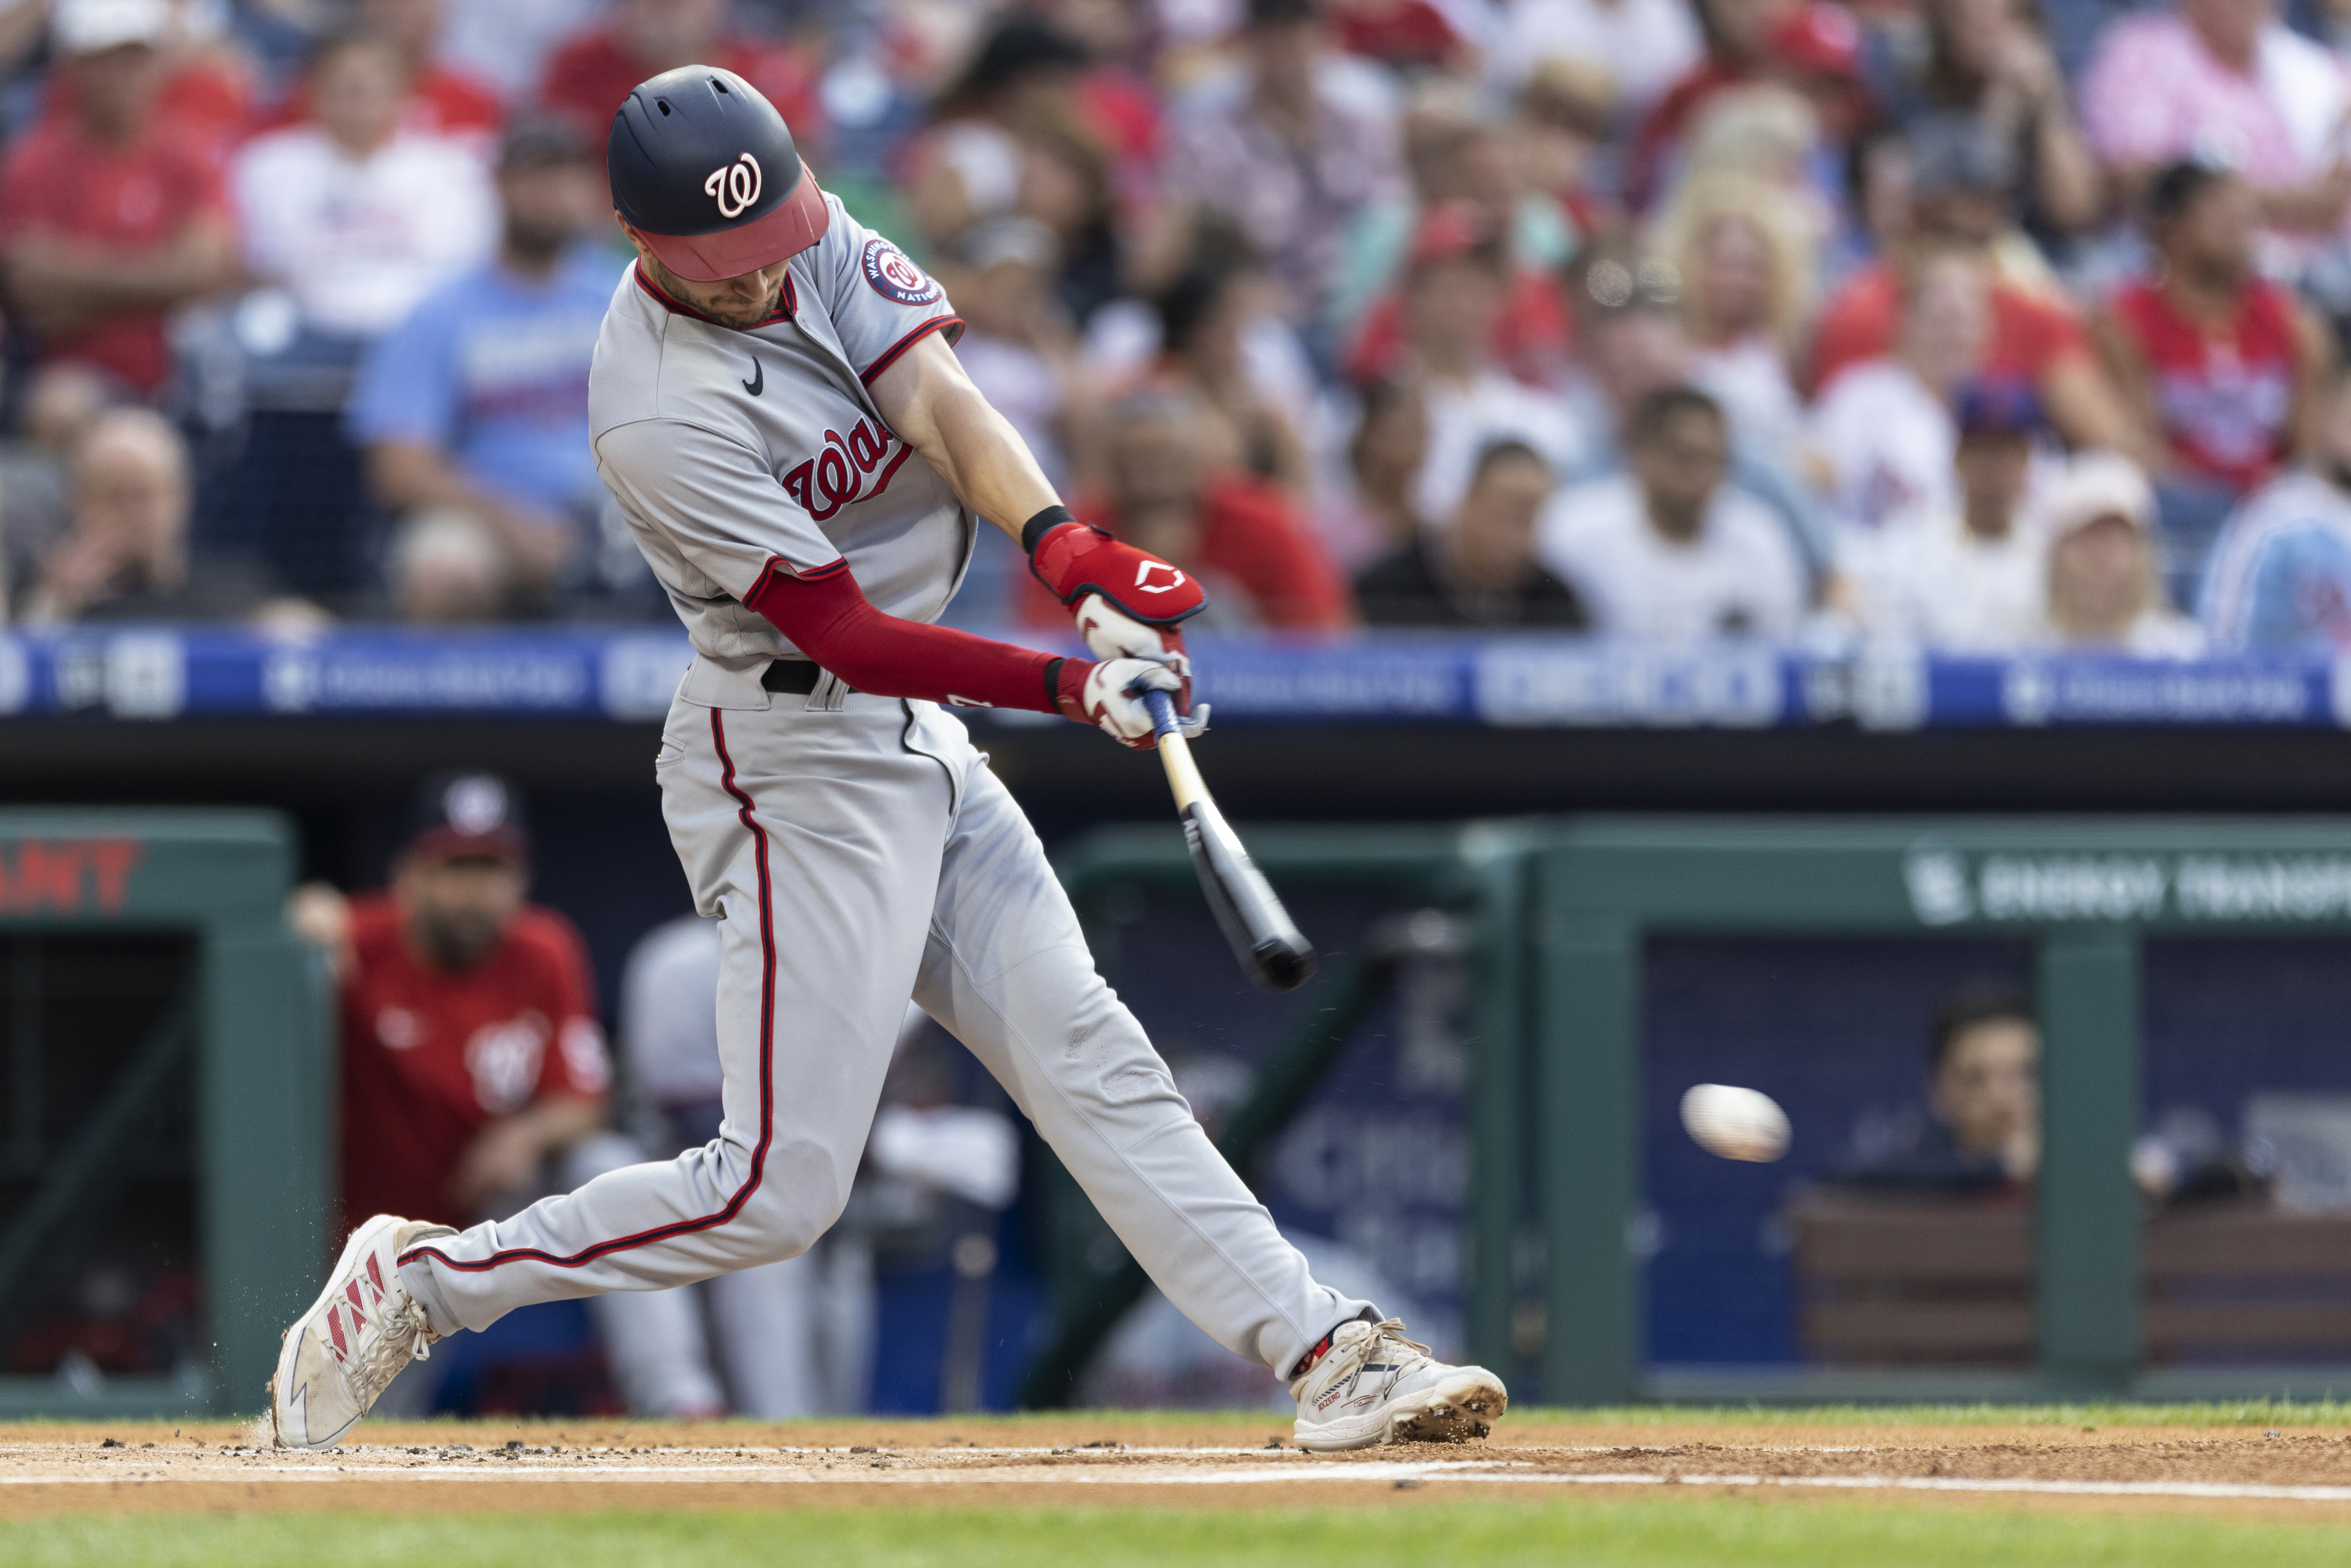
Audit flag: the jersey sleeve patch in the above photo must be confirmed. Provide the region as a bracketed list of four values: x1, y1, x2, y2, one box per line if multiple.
[861, 237, 945, 306]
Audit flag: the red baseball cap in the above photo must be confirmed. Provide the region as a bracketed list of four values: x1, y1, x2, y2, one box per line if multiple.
[1769, 3, 1862, 78]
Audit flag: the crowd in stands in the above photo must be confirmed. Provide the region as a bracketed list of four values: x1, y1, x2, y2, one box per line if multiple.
[11, 0, 2351, 657]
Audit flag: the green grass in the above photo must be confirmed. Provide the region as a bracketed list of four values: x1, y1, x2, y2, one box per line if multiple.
[4, 1501, 2345, 1568]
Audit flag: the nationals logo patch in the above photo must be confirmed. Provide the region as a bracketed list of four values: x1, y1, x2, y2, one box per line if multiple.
[861, 238, 944, 306]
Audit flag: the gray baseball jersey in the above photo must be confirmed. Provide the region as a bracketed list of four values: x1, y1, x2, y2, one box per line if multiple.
[589, 190, 972, 669]
[394, 195, 1375, 1389]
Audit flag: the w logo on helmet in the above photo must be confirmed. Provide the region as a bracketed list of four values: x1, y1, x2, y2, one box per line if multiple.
[703, 152, 763, 218]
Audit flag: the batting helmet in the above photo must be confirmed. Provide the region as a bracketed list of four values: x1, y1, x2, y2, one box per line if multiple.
[608, 65, 829, 283]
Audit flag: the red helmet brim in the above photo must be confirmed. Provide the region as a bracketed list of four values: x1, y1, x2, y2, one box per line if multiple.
[636, 165, 829, 283]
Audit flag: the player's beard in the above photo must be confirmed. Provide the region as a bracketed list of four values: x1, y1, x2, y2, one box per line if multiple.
[416, 909, 506, 972]
[697, 282, 785, 329]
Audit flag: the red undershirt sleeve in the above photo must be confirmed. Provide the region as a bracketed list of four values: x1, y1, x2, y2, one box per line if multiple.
[743, 563, 1095, 719]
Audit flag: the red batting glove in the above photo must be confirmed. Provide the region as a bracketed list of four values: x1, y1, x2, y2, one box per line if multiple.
[1027, 518, 1208, 626]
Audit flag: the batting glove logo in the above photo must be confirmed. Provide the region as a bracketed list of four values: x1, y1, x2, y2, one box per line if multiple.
[1134, 560, 1187, 593]
[704, 152, 763, 219]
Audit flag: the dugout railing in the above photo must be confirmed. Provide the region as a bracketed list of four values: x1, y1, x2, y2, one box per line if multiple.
[1041, 815, 2351, 1407]
[0, 811, 325, 1417]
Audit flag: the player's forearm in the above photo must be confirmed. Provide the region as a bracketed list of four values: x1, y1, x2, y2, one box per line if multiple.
[745, 562, 1090, 717]
[925, 380, 1062, 538]
[511, 1092, 605, 1158]
[871, 333, 1060, 540]
[7, 224, 235, 321]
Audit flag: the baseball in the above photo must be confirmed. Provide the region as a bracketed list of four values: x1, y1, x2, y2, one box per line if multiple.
[1680, 1083, 1791, 1162]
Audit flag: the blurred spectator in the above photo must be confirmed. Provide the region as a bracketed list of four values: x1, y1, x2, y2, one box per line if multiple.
[1807, 116, 2137, 454]
[945, 217, 1082, 495]
[1490, 0, 1702, 112]
[2095, 159, 2329, 499]
[1337, 98, 1576, 389]
[2040, 452, 2206, 655]
[0, 0, 236, 399]
[1318, 375, 1430, 570]
[1865, 0, 2102, 238]
[2200, 374, 2351, 652]
[1540, 385, 1806, 641]
[387, 507, 513, 625]
[905, 17, 1091, 250]
[347, 117, 614, 617]
[16, 407, 296, 625]
[1384, 205, 1583, 524]
[1811, 246, 1988, 531]
[1028, 390, 1353, 631]
[36, 0, 257, 170]
[1627, 0, 1871, 209]
[1515, 57, 1623, 236]
[1563, 252, 1835, 578]
[234, 24, 496, 343]
[292, 773, 715, 1418]
[0, 362, 111, 592]
[442, 0, 602, 104]
[1155, 250, 1312, 493]
[1355, 439, 1588, 628]
[1160, 0, 1403, 329]
[2079, 0, 2351, 247]
[1838, 983, 2038, 1193]
[1841, 379, 2049, 650]
[937, 215, 1082, 626]
[537, 0, 823, 161]
[1652, 171, 1814, 454]
[226, 22, 498, 598]
[259, 0, 501, 148]
[1757, 2, 1871, 181]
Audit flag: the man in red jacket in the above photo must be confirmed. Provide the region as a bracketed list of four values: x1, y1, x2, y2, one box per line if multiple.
[305, 774, 612, 1234]
[0, 0, 235, 397]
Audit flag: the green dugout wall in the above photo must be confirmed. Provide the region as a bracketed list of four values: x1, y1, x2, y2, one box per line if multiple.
[0, 811, 325, 1417]
[1053, 815, 2351, 1405]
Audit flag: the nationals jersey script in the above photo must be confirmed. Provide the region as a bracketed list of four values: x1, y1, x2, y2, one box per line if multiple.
[589, 189, 970, 670]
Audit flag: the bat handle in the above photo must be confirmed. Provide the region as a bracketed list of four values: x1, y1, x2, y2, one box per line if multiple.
[1140, 686, 1181, 740]
[1138, 686, 1209, 812]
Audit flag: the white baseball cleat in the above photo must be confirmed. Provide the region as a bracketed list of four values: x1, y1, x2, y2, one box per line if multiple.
[269, 1213, 456, 1451]
[1289, 1318, 1508, 1452]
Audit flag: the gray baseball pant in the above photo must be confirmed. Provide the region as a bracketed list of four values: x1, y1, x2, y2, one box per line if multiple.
[398, 685, 1371, 1377]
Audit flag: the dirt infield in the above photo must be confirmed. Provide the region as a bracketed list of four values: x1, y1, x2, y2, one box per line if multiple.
[8, 1415, 2351, 1524]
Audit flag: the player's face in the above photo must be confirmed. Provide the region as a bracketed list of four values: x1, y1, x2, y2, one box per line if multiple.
[627, 224, 793, 329]
[1933, 1019, 2038, 1158]
[395, 854, 526, 973]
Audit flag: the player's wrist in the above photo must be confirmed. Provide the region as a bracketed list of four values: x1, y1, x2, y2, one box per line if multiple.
[1021, 504, 1078, 558]
[1046, 655, 1096, 723]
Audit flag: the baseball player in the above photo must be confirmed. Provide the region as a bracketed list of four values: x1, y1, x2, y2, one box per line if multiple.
[271, 65, 1506, 1452]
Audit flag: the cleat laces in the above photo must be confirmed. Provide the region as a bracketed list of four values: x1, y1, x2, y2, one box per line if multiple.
[1312, 1318, 1433, 1405]
[345, 1297, 436, 1405]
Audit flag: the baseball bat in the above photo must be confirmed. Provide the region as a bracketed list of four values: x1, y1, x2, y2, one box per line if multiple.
[1141, 688, 1315, 991]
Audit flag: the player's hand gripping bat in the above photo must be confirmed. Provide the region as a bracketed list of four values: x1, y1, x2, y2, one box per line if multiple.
[1139, 688, 1315, 990]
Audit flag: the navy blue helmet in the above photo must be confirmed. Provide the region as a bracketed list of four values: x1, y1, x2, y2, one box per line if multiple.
[608, 65, 829, 282]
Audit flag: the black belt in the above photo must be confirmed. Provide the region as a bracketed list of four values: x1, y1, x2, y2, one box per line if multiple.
[762, 659, 851, 696]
